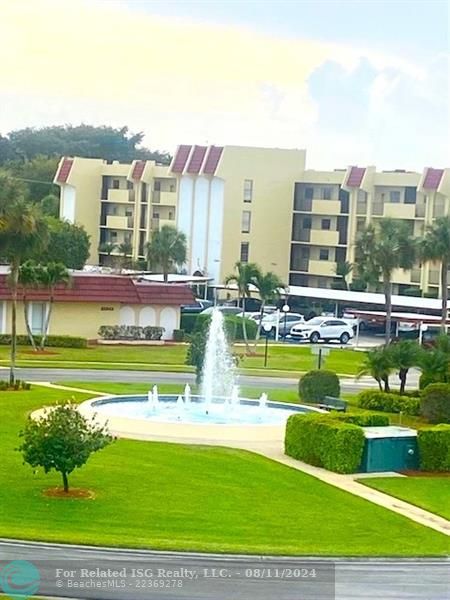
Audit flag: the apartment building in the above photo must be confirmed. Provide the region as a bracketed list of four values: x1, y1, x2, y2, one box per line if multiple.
[54, 149, 449, 295]
[290, 166, 450, 295]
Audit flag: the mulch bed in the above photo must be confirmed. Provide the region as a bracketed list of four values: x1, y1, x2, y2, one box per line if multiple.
[43, 487, 96, 499]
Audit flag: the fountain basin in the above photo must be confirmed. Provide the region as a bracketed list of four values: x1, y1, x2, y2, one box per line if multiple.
[77, 394, 323, 445]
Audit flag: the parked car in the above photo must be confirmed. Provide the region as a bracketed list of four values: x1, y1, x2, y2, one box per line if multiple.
[261, 312, 305, 338]
[224, 297, 262, 312]
[290, 317, 354, 344]
[181, 299, 213, 314]
[200, 306, 243, 316]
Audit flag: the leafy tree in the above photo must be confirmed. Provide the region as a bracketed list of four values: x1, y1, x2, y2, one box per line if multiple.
[355, 219, 417, 343]
[40, 218, 90, 269]
[37, 263, 71, 350]
[186, 330, 207, 383]
[5, 155, 59, 202]
[118, 241, 133, 269]
[145, 225, 187, 282]
[40, 194, 60, 218]
[251, 269, 285, 342]
[389, 340, 421, 394]
[418, 345, 450, 389]
[19, 401, 113, 493]
[225, 261, 260, 353]
[0, 175, 49, 385]
[357, 345, 393, 392]
[334, 261, 353, 290]
[421, 216, 450, 331]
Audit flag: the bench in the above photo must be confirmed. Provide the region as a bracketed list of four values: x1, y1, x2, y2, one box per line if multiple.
[317, 396, 347, 412]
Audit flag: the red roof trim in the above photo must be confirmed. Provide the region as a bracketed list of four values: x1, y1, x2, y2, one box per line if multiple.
[131, 160, 146, 180]
[347, 166, 365, 187]
[202, 146, 223, 175]
[56, 158, 74, 183]
[186, 145, 207, 174]
[171, 145, 192, 173]
[423, 168, 444, 190]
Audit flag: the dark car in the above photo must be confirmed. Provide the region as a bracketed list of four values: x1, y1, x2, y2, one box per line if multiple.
[181, 299, 213, 314]
[225, 298, 262, 312]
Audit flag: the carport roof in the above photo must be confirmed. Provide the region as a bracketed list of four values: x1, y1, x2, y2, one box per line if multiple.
[346, 309, 450, 324]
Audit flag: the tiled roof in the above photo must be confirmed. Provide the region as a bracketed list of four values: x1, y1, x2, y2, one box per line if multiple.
[171, 145, 192, 173]
[423, 168, 444, 190]
[347, 166, 366, 187]
[202, 146, 223, 175]
[56, 158, 74, 183]
[0, 274, 194, 306]
[186, 145, 207, 174]
[131, 160, 146, 180]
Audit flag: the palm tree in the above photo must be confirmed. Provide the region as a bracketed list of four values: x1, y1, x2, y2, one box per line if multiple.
[251, 270, 285, 344]
[117, 241, 133, 270]
[334, 261, 353, 290]
[421, 216, 450, 331]
[18, 261, 44, 351]
[224, 261, 260, 353]
[38, 262, 70, 350]
[99, 242, 117, 256]
[0, 197, 49, 385]
[389, 340, 421, 394]
[355, 219, 417, 343]
[145, 225, 187, 282]
[357, 345, 393, 392]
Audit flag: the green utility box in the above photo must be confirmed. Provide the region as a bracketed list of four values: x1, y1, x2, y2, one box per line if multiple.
[360, 426, 419, 473]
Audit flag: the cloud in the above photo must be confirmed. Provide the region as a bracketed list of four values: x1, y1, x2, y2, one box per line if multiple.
[0, 0, 445, 169]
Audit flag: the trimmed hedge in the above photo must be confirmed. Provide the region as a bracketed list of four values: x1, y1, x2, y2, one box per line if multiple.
[98, 325, 164, 341]
[331, 413, 390, 427]
[172, 329, 185, 342]
[180, 313, 199, 334]
[0, 334, 87, 348]
[357, 390, 420, 416]
[0, 379, 31, 391]
[420, 383, 450, 424]
[417, 425, 450, 471]
[285, 413, 365, 474]
[194, 314, 257, 341]
[298, 370, 340, 404]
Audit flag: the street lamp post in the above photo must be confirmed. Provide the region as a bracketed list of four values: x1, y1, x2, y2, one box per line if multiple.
[281, 303, 290, 343]
[263, 323, 272, 367]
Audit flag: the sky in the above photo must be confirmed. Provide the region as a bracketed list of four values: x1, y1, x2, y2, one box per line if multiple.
[0, 0, 448, 170]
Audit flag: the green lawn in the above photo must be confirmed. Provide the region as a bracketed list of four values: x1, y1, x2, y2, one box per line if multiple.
[361, 477, 450, 521]
[0, 343, 364, 376]
[0, 384, 448, 556]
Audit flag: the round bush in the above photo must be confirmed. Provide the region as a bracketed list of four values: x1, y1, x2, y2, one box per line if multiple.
[298, 370, 340, 403]
[420, 383, 450, 424]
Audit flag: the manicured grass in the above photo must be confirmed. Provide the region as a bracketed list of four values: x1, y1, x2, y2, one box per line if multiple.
[0, 385, 448, 555]
[0, 343, 364, 376]
[360, 477, 450, 520]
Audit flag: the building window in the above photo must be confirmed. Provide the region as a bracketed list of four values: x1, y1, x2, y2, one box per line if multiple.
[319, 249, 329, 261]
[243, 179, 253, 203]
[127, 180, 133, 190]
[303, 216, 312, 229]
[240, 242, 249, 263]
[170, 184, 175, 192]
[169, 211, 173, 220]
[322, 187, 332, 200]
[112, 179, 120, 189]
[356, 217, 366, 232]
[241, 210, 251, 233]
[404, 187, 417, 204]
[390, 190, 401, 203]
[111, 231, 117, 238]
[30, 302, 46, 335]
[321, 218, 331, 230]
[305, 187, 314, 200]
[154, 181, 161, 191]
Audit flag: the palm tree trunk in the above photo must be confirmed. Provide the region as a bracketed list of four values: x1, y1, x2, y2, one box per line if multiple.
[254, 301, 265, 350]
[383, 275, 392, 344]
[440, 260, 448, 332]
[240, 292, 250, 354]
[23, 299, 37, 351]
[9, 263, 19, 387]
[40, 295, 53, 350]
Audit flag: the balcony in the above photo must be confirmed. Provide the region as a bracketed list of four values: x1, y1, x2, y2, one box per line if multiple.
[308, 259, 336, 277]
[105, 215, 132, 229]
[311, 199, 341, 215]
[106, 189, 133, 203]
[152, 190, 176, 205]
[383, 203, 416, 219]
[151, 217, 176, 231]
[310, 229, 339, 246]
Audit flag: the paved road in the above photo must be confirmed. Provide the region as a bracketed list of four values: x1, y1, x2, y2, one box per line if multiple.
[0, 540, 448, 600]
[4, 366, 420, 394]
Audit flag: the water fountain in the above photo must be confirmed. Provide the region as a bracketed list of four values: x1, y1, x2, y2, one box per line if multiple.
[81, 309, 321, 435]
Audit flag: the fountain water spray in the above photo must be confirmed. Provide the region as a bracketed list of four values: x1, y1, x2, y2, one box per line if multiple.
[176, 395, 185, 420]
[201, 309, 237, 412]
[184, 383, 191, 406]
[152, 385, 159, 409]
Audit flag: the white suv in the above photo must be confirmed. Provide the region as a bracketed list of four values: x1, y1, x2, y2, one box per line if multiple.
[290, 317, 354, 344]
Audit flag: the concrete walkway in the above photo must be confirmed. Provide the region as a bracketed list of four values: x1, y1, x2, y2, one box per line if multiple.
[32, 382, 450, 538]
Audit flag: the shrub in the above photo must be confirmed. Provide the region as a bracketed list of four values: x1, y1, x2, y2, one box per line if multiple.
[172, 329, 185, 342]
[331, 412, 390, 427]
[285, 413, 365, 474]
[0, 379, 31, 391]
[142, 326, 165, 341]
[298, 370, 340, 403]
[420, 383, 450, 424]
[357, 390, 420, 416]
[0, 334, 87, 348]
[180, 313, 199, 334]
[194, 314, 257, 341]
[97, 325, 164, 341]
[417, 426, 450, 471]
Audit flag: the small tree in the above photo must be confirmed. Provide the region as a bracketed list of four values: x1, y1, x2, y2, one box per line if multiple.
[186, 330, 207, 383]
[145, 225, 187, 282]
[389, 340, 421, 394]
[251, 270, 285, 344]
[19, 401, 113, 493]
[357, 345, 393, 392]
[38, 262, 71, 350]
[334, 261, 353, 290]
[18, 261, 44, 351]
[224, 261, 260, 353]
